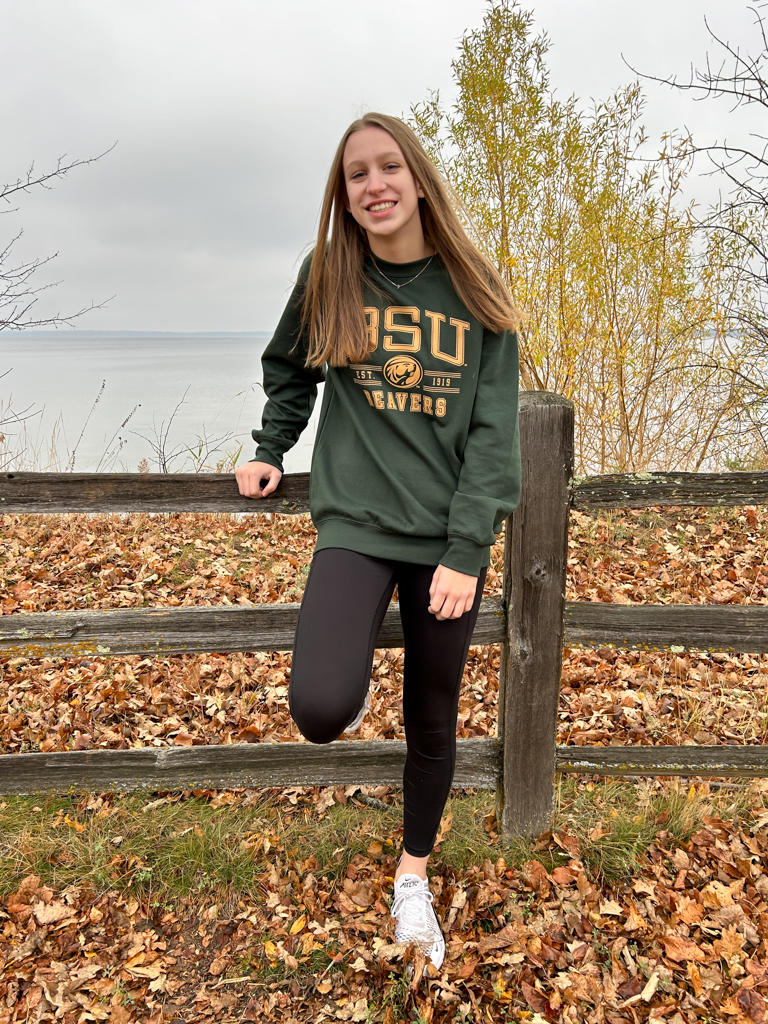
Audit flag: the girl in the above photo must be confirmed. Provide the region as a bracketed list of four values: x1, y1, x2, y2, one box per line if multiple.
[235, 112, 521, 969]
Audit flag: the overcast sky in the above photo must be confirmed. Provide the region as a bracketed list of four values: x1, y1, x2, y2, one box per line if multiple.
[0, 0, 761, 332]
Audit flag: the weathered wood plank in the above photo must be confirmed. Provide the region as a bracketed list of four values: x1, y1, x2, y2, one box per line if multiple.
[0, 738, 502, 795]
[564, 602, 768, 653]
[0, 596, 506, 659]
[556, 744, 768, 777]
[4, 468, 768, 515]
[0, 471, 311, 514]
[572, 471, 768, 509]
[4, 599, 766, 660]
[1, 739, 764, 797]
[499, 391, 574, 838]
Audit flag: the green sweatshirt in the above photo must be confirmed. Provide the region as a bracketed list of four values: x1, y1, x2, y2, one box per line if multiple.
[252, 251, 520, 577]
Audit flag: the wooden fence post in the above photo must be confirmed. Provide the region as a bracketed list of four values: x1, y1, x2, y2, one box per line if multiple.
[498, 391, 575, 838]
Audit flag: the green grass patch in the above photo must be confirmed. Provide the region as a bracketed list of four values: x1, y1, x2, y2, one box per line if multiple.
[554, 775, 760, 881]
[0, 779, 762, 905]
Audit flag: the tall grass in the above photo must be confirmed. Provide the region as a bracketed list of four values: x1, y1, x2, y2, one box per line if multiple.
[1, 780, 762, 905]
[0, 385, 242, 474]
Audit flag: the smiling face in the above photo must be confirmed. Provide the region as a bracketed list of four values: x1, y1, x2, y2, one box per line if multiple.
[342, 125, 429, 261]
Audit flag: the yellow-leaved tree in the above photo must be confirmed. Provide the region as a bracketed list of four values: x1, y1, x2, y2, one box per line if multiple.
[411, 0, 758, 473]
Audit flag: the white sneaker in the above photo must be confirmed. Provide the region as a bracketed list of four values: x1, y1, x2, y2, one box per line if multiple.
[344, 689, 370, 734]
[391, 873, 445, 970]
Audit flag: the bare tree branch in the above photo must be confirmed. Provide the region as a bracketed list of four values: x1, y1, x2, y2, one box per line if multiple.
[624, 5, 768, 112]
[0, 144, 116, 332]
[0, 145, 117, 208]
[633, 5, 768, 370]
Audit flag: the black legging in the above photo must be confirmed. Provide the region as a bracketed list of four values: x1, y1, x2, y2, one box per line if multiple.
[289, 547, 487, 857]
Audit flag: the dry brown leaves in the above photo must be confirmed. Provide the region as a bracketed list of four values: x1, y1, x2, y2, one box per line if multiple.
[2, 506, 768, 753]
[1, 790, 767, 1023]
[0, 511, 499, 753]
[562, 508, 768, 749]
[1, 506, 768, 1021]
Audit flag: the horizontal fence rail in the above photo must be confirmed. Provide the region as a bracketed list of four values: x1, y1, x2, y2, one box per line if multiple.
[0, 739, 499, 796]
[1, 739, 766, 797]
[4, 397, 768, 831]
[555, 744, 768, 777]
[4, 468, 768, 514]
[0, 598, 505, 659]
[572, 470, 768, 509]
[3, 600, 768, 660]
[562, 602, 768, 654]
[0, 471, 312, 515]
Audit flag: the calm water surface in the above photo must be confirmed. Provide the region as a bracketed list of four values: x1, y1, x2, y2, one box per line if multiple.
[1, 332, 321, 474]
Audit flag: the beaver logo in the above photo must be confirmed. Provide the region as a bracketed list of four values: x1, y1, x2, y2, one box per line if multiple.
[383, 355, 423, 389]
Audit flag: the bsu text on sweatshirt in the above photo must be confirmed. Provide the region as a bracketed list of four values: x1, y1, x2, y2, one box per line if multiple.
[252, 251, 521, 577]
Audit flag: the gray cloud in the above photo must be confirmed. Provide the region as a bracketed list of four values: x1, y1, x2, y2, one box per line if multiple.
[0, 0, 759, 331]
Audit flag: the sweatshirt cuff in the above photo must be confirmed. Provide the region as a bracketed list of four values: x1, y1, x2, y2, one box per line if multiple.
[251, 448, 284, 473]
[439, 536, 489, 577]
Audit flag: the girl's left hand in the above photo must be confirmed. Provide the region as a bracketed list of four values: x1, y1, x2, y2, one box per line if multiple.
[428, 564, 478, 621]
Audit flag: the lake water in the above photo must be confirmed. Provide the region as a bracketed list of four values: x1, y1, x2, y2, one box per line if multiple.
[1, 331, 322, 474]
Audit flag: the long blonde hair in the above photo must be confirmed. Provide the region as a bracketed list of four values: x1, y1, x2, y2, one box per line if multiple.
[301, 112, 522, 369]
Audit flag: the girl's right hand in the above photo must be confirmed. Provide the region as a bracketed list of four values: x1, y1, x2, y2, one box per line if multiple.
[235, 461, 283, 498]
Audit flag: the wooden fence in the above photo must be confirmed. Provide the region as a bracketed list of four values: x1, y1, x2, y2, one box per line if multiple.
[2, 390, 768, 839]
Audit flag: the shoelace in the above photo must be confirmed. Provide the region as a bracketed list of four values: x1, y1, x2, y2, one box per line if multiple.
[345, 690, 370, 734]
[392, 884, 438, 943]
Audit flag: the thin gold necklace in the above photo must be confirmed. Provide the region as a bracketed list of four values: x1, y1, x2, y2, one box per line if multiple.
[369, 251, 435, 290]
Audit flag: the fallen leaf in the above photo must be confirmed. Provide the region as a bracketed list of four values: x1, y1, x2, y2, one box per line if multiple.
[714, 925, 745, 961]
[435, 811, 453, 844]
[736, 987, 766, 1022]
[599, 900, 623, 916]
[663, 935, 706, 963]
[522, 860, 550, 894]
[32, 901, 73, 925]
[551, 866, 578, 885]
[521, 980, 547, 1013]
[640, 971, 659, 1003]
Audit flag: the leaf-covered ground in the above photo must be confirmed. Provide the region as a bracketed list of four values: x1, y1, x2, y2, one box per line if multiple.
[2, 506, 768, 754]
[1, 507, 768, 1022]
[1, 781, 767, 1024]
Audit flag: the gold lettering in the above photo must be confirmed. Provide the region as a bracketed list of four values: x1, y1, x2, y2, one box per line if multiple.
[423, 394, 433, 415]
[386, 391, 397, 410]
[396, 392, 408, 411]
[364, 307, 379, 351]
[444, 318, 469, 366]
[363, 389, 375, 407]
[425, 310, 446, 362]
[373, 390, 385, 409]
[427, 310, 467, 364]
[435, 397, 447, 417]
[409, 393, 422, 413]
[383, 306, 421, 352]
